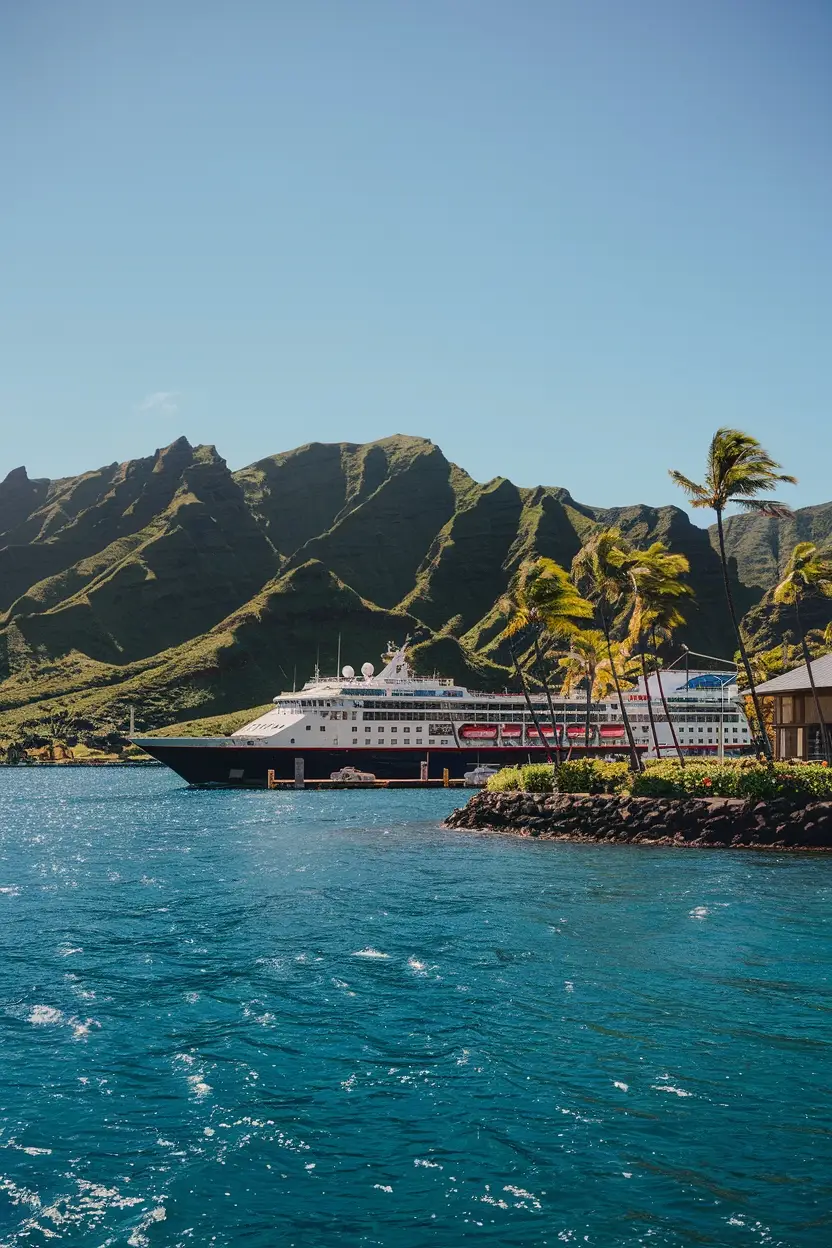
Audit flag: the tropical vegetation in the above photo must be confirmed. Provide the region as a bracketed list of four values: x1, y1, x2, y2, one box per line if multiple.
[485, 758, 832, 801]
[669, 428, 797, 759]
[772, 542, 832, 763]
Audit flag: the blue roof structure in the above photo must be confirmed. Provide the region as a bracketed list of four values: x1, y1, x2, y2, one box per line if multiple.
[684, 673, 735, 690]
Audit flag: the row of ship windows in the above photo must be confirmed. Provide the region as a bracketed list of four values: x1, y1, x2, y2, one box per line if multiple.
[285, 705, 743, 724]
[284, 699, 739, 714]
[358, 711, 743, 724]
[287, 712, 746, 728]
[297, 724, 748, 737]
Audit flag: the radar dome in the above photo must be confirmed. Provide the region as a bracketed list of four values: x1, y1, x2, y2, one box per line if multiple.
[341, 665, 355, 679]
[361, 662, 375, 678]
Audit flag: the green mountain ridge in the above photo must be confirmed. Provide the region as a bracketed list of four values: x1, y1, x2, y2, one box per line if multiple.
[0, 433, 828, 736]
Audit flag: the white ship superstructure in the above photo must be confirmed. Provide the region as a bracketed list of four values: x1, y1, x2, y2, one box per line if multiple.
[136, 643, 753, 787]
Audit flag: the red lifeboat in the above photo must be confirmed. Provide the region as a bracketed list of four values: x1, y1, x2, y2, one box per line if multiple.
[500, 724, 522, 738]
[526, 724, 560, 740]
[599, 724, 626, 740]
[459, 725, 499, 740]
[565, 724, 592, 741]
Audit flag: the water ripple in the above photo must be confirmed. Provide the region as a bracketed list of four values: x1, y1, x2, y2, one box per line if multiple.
[0, 769, 830, 1245]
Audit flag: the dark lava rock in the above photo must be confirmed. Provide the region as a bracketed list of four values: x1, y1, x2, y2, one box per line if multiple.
[444, 791, 832, 851]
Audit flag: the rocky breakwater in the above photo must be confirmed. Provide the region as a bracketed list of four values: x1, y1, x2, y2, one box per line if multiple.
[444, 791, 832, 850]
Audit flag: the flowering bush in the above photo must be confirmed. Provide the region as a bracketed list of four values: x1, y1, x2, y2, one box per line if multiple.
[632, 761, 832, 800]
[486, 759, 832, 800]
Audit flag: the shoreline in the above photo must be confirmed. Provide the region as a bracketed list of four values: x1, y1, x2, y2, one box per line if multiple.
[0, 759, 161, 768]
[444, 790, 832, 851]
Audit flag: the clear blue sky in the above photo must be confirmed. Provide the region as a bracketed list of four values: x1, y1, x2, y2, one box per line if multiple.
[2, 0, 830, 511]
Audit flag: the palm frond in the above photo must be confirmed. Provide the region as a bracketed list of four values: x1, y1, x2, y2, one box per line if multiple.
[733, 498, 794, 518]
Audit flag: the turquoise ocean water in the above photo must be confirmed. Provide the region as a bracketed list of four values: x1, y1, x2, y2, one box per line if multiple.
[1, 768, 831, 1246]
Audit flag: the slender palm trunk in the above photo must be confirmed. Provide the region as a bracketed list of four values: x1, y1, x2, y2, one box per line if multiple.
[715, 508, 772, 761]
[509, 639, 552, 764]
[651, 625, 685, 765]
[584, 673, 592, 750]
[533, 629, 561, 764]
[796, 601, 831, 763]
[600, 610, 641, 772]
[640, 649, 661, 758]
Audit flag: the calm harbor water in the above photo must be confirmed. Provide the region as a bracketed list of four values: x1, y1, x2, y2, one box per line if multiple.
[1, 770, 831, 1247]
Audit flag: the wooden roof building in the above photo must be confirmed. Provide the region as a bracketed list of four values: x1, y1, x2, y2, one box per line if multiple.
[756, 654, 832, 761]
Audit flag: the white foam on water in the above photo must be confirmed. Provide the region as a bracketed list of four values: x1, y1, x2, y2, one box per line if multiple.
[187, 1075, 212, 1099]
[613, 1081, 628, 1092]
[59, 946, 82, 956]
[5, 1176, 153, 1245]
[2, 1140, 53, 1157]
[0, 1176, 41, 1208]
[127, 1205, 166, 1247]
[352, 948, 390, 959]
[373, 1184, 393, 1192]
[414, 1158, 443, 1169]
[502, 1184, 543, 1211]
[407, 957, 428, 974]
[564, 981, 575, 992]
[0, 886, 21, 896]
[480, 1194, 509, 1209]
[71, 1018, 101, 1041]
[689, 907, 709, 920]
[28, 1006, 63, 1026]
[652, 1083, 692, 1097]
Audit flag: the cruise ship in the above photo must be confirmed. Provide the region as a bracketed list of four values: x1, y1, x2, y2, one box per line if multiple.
[134, 642, 753, 787]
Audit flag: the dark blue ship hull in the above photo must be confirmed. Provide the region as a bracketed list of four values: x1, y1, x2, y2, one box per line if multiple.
[137, 742, 636, 787]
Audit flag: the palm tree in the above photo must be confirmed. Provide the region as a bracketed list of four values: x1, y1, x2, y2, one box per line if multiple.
[628, 543, 692, 765]
[572, 527, 643, 770]
[501, 558, 594, 762]
[669, 429, 796, 761]
[558, 632, 637, 752]
[773, 541, 832, 762]
[807, 621, 832, 653]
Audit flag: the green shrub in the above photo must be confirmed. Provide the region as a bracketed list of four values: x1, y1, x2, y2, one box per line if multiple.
[520, 763, 557, 792]
[631, 760, 832, 800]
[486, 767, 523, 793]
[486, 758, 832, 801]
[555, 759, 631, 795]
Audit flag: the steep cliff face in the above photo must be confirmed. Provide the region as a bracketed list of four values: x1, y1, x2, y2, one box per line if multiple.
[714, 504, 832, 649]
[0, 433, 826, 734]
[0, 442, 278, 672]
[716, 503, 832, 590]
[0, 467, 51, 536]
[290, 439, 459, 608]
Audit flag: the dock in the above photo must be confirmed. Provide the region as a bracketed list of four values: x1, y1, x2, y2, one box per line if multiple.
[266, 776, 469, 790]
